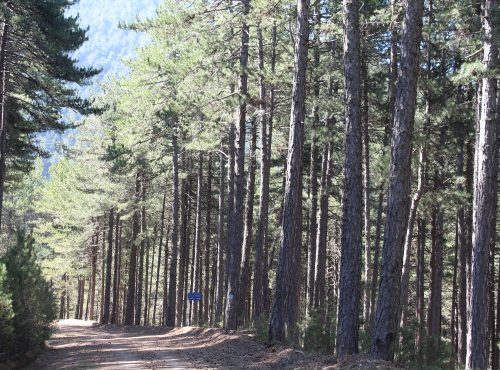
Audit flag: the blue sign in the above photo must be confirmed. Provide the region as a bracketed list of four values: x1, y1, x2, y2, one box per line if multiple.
[187, 292, 202, 301]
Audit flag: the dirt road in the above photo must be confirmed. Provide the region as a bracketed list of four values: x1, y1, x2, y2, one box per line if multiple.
[29, 320, 194, 369]
[29, 320, 400, 369]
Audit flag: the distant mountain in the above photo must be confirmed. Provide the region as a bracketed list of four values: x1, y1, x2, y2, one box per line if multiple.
[40, 0, 162, 176]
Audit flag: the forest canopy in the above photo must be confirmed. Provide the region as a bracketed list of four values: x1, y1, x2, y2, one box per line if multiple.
[0, 0, 498, 369]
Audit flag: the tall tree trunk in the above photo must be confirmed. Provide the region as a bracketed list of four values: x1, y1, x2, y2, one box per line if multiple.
[154, 188, 167, 325]
[370, 185, 384, 328]
[361, 49, 372, 331]
[90, 228, 98, 321]
[192, 153, 203, 326]
[0, 21, 10, 231]
[452, 220, 459, 356]
[111, 213, 121, 324]
[253, 24, 276, 322]
[225, 0, 250, 330]
[79, 277, 86, 320]
[146, 225, 157, 325]
[135, 171, 146, 326]
[102, 209, 114, 324]
[59, 273, 66, 319]
[427, 207, 444, 339]
[125, 172, 141, 325]
[166, 130, 179, 327]
[240, 119, 257, 326]
[466, 0, 498, 366]
[337, 0, 363, 357]
[214, 142, 226, 325]
[493, 96, 500, 370]
[100, 230, 105, 321]
[306, 3, 321, 317]
[75, 276, 82, 319]
[415, 218, 426, 361]
[180, 173, 191, 326]
[457, 121, 468, 365]
[203, 156, 212, 325]
[268, 0, 308, 342]
[399, 142, 426, 329]
[371, 0, 424, 360]
[314, 137, 332, 312]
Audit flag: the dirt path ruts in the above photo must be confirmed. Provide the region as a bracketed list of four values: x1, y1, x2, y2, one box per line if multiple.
[29, 320, 194, 369]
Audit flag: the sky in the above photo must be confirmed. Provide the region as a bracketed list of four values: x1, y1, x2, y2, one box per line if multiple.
[41, 0, 163, 173]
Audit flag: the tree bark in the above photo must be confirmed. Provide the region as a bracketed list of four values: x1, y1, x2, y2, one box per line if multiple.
[102, 209, 114, 324]
[203, 155, 212, 325]
[239, 118, 257, 326]
[457, 120, 468, 365]
[268, 0, 308, 342]
[191, 153, 203, 326]
[135, 171, 146, 326]
[214, 141, 226, 325]
[369, 185, 384, 328]
[314, 136, 332, 312]
[371, 0, 424, 360]
[337, 0, 363, 357]
[166, 130, 179, 327]
[253, 24, 276, 322]
[0, 20, 10, 231]
[125, 172, 141, 325]
[154, 188, 167, 325]
[466, 0, 498, 366]
[493, 95, 500, 370]
[361, 48, 372, 331]
[306, 4, 321, 316]
[415, 218, 426, 361]
[225, 0, 250, 330]
[111, 213, 121, 324]
[90, 227, 99, 321]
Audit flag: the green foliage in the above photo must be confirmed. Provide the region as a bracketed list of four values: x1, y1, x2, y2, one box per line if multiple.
[301, 310, 336, 353]
[0, 263, 14, 361]
[0, 231, 56, 362]
[253, 313, 270, 342]
[396, 322, 453, 370]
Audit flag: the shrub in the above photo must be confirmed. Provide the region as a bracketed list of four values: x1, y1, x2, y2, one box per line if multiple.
[0, 231, 57, 362]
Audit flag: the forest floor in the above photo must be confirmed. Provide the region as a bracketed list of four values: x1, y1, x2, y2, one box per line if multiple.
[28, 320, 401, 369]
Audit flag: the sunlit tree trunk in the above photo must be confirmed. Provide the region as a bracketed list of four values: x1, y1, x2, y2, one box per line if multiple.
[371, 0, 424, 360]
[269, 0, 309, 342]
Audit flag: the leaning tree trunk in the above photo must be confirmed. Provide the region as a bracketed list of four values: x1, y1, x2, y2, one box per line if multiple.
[225, 0, 250, 331]
[466, 0, 498, 367]
[336, 0, 363, 357]
[371, 0, 424, 360]
[268, 0, 309, 343]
